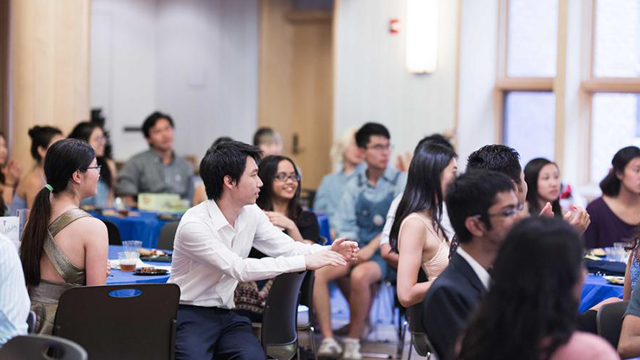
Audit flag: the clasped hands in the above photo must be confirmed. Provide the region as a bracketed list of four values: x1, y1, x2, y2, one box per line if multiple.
[305, 237, 359, 270]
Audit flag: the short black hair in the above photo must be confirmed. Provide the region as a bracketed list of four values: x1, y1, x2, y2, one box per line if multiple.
[200, 141, 262, 201]
[446, 170, 514, 244]
[355, 122, 390, 149]
[467, 145, 522, 184]
[253, 127, 279, 146]
[142, 111, 174, 138]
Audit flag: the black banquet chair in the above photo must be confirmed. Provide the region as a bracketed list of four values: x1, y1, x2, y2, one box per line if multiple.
[101, 219, 122, 245]
[0, 334, 87, 360]
[157, 221, 180, 250]
[53, 284, 180, 360]
[260, 270, 307, 360]
[597, 300, 629, 348]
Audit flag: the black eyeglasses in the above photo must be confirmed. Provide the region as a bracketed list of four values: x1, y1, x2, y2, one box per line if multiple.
[474, 203, 524, 219]
[274, 173, 300, 182]
[87, 165, 102, 174]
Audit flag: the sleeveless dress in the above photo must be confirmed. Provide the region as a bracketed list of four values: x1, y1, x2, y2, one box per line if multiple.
[29, 208, 91, 334]
[399, 213, 450, 281]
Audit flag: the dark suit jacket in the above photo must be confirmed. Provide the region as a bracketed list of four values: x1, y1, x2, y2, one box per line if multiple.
[421, 252, 486, 360]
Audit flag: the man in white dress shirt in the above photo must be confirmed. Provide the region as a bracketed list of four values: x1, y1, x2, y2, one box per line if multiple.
[169, 141, 358, 360]
[0, 235, 30, 347]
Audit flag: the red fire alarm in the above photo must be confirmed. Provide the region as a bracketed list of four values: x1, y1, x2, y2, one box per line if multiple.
[389, 19, 400, 34]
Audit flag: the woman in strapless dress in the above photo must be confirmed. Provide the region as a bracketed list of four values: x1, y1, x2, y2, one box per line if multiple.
[389, 142, 458, 307]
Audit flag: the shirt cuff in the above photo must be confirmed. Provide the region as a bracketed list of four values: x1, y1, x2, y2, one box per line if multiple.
[289, 255, 307, 272]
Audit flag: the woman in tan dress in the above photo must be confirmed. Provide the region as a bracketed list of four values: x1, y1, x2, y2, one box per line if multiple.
[389, 142, 458, 307]
[20, 138, 108, 334]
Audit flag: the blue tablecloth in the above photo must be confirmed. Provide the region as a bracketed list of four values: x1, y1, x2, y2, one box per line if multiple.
[91, 211, 173, 248]
[106, 245, 170, 285]
[580, 274, 624, 313]
[315, 212, 331, 244]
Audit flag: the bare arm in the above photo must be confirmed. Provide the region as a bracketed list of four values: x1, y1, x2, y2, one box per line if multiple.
[106, 159, 117, 207]
[84, 218, 109, 285]
[192, 184, 206, 205]
[625, 253, 633, 301]
[381, 243, 399, 269]
[396, 218, 435, 307]
[619, 314, 640, 359]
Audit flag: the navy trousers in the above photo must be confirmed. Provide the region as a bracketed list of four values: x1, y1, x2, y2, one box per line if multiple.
[175, 305, 266, 360]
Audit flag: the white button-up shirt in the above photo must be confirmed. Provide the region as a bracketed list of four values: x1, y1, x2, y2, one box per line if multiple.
[457, 246, 491, 290]
[0, 235, 30, 346]
[168, 200, 325, 308]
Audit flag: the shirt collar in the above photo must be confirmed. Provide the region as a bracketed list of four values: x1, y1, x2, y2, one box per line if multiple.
[147, 149, 176, 165]
[457, 246, 491, 290]
[206, 200, 232, 231]
[206, 199, 249, 233]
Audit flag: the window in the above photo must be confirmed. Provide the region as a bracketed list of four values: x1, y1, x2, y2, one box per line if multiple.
[497, 0, 640, 184]
[497, 0, 558, 169]
[587, 0, 640, 183]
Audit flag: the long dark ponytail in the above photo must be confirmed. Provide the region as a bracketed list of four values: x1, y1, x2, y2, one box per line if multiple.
[20, 139, 95, 287]
[389, 143, 457, 253]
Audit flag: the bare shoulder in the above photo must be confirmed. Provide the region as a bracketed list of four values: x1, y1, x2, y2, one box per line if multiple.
[73, 217, 108, 239]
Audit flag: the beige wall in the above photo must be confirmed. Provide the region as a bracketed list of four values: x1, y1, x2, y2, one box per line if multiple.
[9, 0, 91, 167]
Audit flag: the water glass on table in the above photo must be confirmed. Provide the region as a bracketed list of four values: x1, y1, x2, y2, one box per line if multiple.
[118, 251, 139, 272]
[123, 240, 142, 254]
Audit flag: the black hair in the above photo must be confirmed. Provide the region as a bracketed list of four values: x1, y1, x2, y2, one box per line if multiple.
[20, 139, 95, 287]
[212, 136, 234, 147]
[467, 145, 522, 186]
[142, 111, 174, 138]
[445, 170, 514, 244]
[524, 158, 562, 217]
[200, 140, 262, 201]
[28, 126, 63, 163]
[599, 146, 640, 197]
[253, 128, 279, 146]
[355, 122, 390, 149]
[415, 133, 454, 153]
[0, 132, 7, 215]
[456, 216, 583, 360]
[389, 143, 457, 253]
[68, 122, 113, 190]
[256, 155, 303, 221]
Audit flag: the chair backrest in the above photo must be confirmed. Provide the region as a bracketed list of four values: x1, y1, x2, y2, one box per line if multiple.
[597, 300, 629, 348]
[53, 284, 180, 360]
[0, 334, 87, 360]
[407, 303, 439, 359]
[261, 271, 307, 360]
[102, 219, 122, 245]
[27, 310, 37, 334]
[297, 271, 315, 328]
[157, 221, 180, 250]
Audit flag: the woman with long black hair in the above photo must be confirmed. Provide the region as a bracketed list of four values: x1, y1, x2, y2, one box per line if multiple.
[524, 157, 563, 217]
[389, 143, 457, 307]
[20, 139, 108, 334]
[456, 217, 618, 360]
[68, 121, 117, 208]
[234, 155, 320, 321]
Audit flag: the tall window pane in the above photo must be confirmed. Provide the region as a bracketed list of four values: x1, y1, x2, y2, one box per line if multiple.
[591, 93, 640, 183]
[594, 0, 640, 77]
[507, 0, 558, 77]
[503, 91, 556, 166]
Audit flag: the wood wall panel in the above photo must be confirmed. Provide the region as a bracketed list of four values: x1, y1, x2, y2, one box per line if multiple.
[9, 0, 91, 167]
